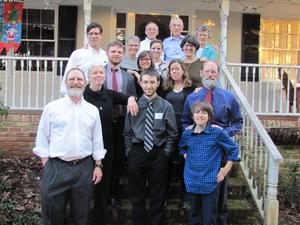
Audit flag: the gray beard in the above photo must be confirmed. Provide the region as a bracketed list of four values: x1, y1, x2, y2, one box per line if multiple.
[202, 79, 217, 90]
[67, 88, 83, 97]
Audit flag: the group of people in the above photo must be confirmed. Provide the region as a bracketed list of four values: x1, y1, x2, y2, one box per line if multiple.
[33, 17, 242, 225]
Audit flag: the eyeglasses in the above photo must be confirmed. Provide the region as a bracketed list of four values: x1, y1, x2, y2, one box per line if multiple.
[140, 58, 152, 61]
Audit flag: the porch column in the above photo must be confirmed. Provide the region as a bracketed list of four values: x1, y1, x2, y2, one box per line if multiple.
[219, 0, 229, 87]
[265, 156, 280, 225]
[83, 0, 92, 46]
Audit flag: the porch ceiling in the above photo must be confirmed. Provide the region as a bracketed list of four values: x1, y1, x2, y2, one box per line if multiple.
[53, 0, 300, 16]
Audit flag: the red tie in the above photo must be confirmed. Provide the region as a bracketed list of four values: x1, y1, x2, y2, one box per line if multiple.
[205, 89, 212, 104]
[112, 69, 118, 91]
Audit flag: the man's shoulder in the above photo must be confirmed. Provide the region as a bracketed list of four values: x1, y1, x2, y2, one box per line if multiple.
[156, 96, 173, 108]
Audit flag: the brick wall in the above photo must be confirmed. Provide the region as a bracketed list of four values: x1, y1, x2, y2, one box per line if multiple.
[0, 110, 42, 152]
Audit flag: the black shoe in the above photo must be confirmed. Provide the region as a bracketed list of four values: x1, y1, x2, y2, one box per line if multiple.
[111, 197, 121, 209]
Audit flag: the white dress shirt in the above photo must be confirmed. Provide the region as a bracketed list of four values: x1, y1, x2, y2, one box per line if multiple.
[60, 45, 108, 96]
[33, 96, 106, 161]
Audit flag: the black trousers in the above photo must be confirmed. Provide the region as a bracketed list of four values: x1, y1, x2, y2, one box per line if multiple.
[93, 148, 113, 225]
[41, 157, 94, 225]
[217, 175, 228, 225]
[127, 144, 168, 225]
[110, 116, 125, 199]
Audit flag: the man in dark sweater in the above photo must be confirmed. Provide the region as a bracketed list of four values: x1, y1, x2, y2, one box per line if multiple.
[124, 69, 178, 225]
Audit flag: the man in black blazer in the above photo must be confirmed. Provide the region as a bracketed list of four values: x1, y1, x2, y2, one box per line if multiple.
[104, 40, 137, 209]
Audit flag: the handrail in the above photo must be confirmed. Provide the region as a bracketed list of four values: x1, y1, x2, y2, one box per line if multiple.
[221, 64, 284, 225]
[0, 56, 69, 61]
[227, 62, 300, 69]
[221, 65, 283, 163]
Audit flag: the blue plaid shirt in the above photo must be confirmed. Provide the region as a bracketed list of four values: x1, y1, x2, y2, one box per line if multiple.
[179, 124, 240, 194]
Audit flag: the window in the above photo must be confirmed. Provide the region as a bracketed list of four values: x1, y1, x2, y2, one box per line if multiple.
[260, 19, 300, 79]
[20, 8, 55, 57]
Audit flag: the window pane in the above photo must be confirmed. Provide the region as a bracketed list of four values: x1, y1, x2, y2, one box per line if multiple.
[41, 24, 54, 39]
[17, 41, 28, 55]
[22, 9, 27, 24]
[261, 20, 274, 34]
[28, 9, 40, 24]
[180, 16, 189, 31]
[22, 24, 27, 39]
[287, 34, 298, 49]
[117, 13, 126, 28]
[28, 41, 41, 56]
[42, 42, 54, 56]
[261, 34, 274, 48]
[274, 34, 287, 49]
[28, 24, 41, 39]
[42, 10, 54, 24]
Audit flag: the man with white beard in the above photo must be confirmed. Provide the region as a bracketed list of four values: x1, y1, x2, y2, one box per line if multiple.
[33, 68, 106, 225]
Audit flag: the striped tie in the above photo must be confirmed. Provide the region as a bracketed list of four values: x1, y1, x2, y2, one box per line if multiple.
[144, 101, 154, 152]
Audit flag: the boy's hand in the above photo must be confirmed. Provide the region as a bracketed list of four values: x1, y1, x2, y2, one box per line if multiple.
[216, 167, 228, 182]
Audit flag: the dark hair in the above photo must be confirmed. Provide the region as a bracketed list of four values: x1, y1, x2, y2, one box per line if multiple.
[140, 68, 160, 81]
[150, 39, 163, 49]
[106, 40, 124, 51]
[180, 34, 200, 50]
[191, 101, 213, 122]
[65, 67, 86, 81]
[164, 59, 191, 90]
[86, 22, 103, 34]
[137, 50, 155, 70]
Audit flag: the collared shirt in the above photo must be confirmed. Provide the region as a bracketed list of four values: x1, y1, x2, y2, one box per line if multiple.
[163, 35, 185, 62]
[60, 45, 108, 96]
[124, 95, 178, 156]
[179, 124, 240, 194]
[182, 86, 243, 137]
[33, 96, 106, 161]
[138, 37, 152, 55]
[106, 64, 123, 92]
[196, 43, 217, 61]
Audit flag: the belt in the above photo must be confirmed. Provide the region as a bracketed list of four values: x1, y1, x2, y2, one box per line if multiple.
[52, 156, 91, 166]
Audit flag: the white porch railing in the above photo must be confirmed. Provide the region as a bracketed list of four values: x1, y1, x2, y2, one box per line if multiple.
[221, 64, 283, 225]
[227, 63, 300, 115]
[0, 56, 68, 109]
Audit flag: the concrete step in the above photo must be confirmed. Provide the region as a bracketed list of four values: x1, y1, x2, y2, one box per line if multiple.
[103, 199, 262, 225]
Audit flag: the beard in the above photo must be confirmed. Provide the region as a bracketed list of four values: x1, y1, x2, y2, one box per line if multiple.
[67, 87, 83, 97]
[202, 78, 217, 90]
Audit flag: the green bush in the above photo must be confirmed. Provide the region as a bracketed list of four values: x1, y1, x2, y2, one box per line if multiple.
[0, 101, 9, 117]
[279, 162, 300, 210]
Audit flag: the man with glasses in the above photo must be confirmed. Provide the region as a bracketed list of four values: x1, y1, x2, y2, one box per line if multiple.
[60, 22, 108, 96]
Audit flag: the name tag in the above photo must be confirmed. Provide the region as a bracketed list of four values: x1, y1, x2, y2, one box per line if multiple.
[155, 113, 163, 119]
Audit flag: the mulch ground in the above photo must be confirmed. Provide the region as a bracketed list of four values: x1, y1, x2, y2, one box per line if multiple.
[0, 151, 299, 225]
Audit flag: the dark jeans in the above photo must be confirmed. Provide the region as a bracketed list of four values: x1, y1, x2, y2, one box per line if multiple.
[188, 185, 220, 225]
[41, 157, 94, 225]
[110, 116, 125, 199]
[127, 144, 168, 225]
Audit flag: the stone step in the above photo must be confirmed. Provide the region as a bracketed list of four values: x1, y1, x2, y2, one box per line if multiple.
[104, 199, 262, 225]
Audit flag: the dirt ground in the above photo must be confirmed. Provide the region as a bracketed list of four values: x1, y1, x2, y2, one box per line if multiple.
[0, 151, 299, 225]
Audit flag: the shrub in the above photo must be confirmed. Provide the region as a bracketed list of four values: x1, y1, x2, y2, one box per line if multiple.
[279, 162, 300, 210]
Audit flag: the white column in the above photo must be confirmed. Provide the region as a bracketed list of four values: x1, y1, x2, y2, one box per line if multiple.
[83, 0, 92, 46]
[219, 0, 229, 87]
[265, 156, 280, 225]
